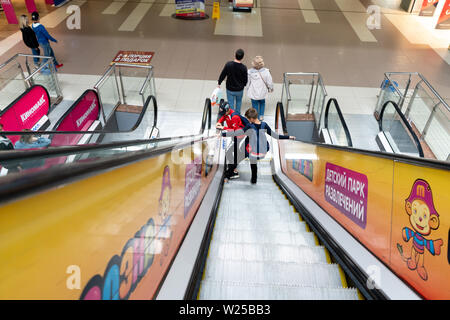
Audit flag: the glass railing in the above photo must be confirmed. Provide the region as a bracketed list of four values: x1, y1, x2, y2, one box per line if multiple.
[281, 72, 327, 122]
[324, 98, 352, 147]
[0, 60, 27, 108]
[0, 53, 63, 108]
[375, 72, 448, 161]
[379, 101, 424, 157]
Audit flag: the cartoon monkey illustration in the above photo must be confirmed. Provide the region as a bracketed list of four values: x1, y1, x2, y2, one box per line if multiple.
[158, 166, 173, 267]
[397, 179, 443, 281]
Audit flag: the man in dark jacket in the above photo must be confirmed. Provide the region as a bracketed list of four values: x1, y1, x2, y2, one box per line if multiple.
[218, 49, 247, 114]
[19, 15, 40, 66]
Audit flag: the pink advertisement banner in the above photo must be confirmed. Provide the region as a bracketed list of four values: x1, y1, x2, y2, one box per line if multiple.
[25, 0, 37, 13]
[1, 0, 19, 24]
[324, 162, 368, 229]
[51, 90, 100, 146]
[0, 85, 50, 144]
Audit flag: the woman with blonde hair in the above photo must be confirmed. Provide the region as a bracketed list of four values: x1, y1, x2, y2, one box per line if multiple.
[19, 15, 40, 67]
[246, 56, 274, 121]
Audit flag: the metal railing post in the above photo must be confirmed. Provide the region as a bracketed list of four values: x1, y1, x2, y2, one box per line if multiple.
[421, 102, 441, 138]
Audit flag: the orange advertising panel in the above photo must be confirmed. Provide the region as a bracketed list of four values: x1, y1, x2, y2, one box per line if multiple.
[0, 138, 219, 299]
[280, 141, 393, 263]
[279, 140, 449, 299]
[390, 162, 449, 300]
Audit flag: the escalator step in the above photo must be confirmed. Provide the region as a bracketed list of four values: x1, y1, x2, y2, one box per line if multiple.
[213, 217, 307, 233]
[207, 242, 328, 264]
[199, 279, 359, 300]
[211, 229, 317, 247]
[203, 259, 343, 288]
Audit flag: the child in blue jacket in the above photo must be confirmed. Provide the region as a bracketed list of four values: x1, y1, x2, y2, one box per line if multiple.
[222, 107, 295, 184]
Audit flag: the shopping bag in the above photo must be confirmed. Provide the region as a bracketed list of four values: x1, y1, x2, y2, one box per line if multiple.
[211, 87, 222, 108]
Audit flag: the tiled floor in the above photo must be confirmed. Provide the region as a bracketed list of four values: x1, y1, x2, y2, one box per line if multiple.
[0, 0, 449, 96]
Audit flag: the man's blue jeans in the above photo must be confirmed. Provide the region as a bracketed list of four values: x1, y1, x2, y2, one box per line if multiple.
[41, 42, 59, 66]
[251, 99, 266, 119]
[31, 47, 40, 66]
[226, 89, 243, 114]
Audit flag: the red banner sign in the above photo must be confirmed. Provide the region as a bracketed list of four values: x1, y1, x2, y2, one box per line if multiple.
[436, 0, 450, 28]
[420, 0, 439, 16]
[0, 85, 50, 144]
[1, 0, 19, 24]
[111, 51, 154, 66]
[51, 90, 100, 146]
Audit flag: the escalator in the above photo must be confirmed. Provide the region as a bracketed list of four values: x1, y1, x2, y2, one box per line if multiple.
[0, 98, 448, 300]
[198, 159, 359, 299]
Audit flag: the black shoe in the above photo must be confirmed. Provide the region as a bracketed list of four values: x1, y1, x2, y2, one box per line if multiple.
[229, 171, 240, 179]
[251, 178, 257, 184]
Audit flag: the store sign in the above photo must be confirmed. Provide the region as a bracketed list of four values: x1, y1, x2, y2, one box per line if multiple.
[175, 0, 205, 18]
[420, 0, 439, 16]
[111, 51, 154, 66]
[436, 0, 450, 28]
[1, 0, 19, 24]
[324, 162, 368, 229]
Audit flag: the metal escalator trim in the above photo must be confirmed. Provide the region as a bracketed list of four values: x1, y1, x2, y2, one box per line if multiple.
[272, 173, 388, 300]
[185, 168, 225, 300]
[0, 135, 215, 205]
[379, 100, 424, 158]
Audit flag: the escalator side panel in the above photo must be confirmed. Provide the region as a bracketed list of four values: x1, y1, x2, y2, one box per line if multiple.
[0, 138, 220, 300]
[277, 139, 450, 299]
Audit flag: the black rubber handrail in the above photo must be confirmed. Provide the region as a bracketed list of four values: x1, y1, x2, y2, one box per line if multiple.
[0, 134, 216, 203]
[200, 98, 212, 134]
[324, 98, 353, 147]
[275, 101, 288, 135]
[379, 100, 424, 158]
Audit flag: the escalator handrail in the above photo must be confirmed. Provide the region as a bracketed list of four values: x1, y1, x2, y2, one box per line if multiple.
[379, 100, 424, 158]
[275, 101, 288, 135]
[0, 134, 216, 203]
[324, 98, 353, 147]
[200, 98, 212, 134]
[0, 133, 203, 162]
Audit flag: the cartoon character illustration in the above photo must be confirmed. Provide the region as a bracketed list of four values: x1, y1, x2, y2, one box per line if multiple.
[397, 179, 443, 281]
[158, 166, 172, 266]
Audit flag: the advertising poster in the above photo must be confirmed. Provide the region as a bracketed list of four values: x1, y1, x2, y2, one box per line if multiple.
[0, 85, 50, 144]
[436, 0, 450, 28]
[0, 140, 220, 299]
[1, 0, 19, 24]
[279, 139, 450, 299]
[419, 0, 439, 16]
[175, 0, 205, 18]
[25, 0, 37, 13]
[51, 90, 100, 146]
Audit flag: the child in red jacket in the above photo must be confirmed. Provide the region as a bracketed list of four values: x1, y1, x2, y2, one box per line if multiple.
[216, 102, 248, 180]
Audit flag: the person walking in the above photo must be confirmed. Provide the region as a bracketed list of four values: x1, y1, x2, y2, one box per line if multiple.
[222, 107, 295, 184]
[217, 49, 247, 114]
[31, 11, 63, 69]
[19, 15, 41, 67]
[246, 56, 273, 121]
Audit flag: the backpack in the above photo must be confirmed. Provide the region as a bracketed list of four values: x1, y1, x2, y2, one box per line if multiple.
[246, 122, 270, 160]
[0, 136, 13, 150]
